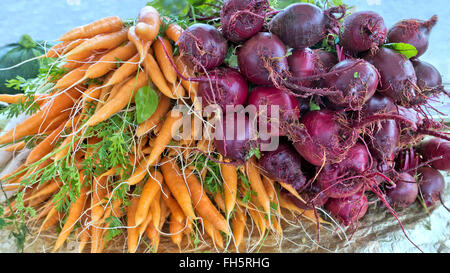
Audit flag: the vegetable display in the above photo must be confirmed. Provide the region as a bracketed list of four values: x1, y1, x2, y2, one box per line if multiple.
[0, 0, 448, 253]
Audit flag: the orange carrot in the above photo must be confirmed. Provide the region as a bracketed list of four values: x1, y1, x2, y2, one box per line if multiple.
[61, 39, 87, 55]
[135, 171, 164, 226]
[153, 37, 177, 83]
[91, 169, 114, 224]
[245, 159, 271, 214]
[66, 29, 128, 57]
[54, 62, 91, 90]
[174, 55, 198, 97]
[231, 205, 246, 252]
[127, 197, 140, 253]
[138, 6, 160, 26]
[160, 157, 196, 221]
[1, 141, 26, 152]
[58, 16, 123, 41]
[203, 218, 224, 249]
[24, 179, 63, 203]
[82, 83, 102, 102]
[169, 214, 184, 249]
[0, 88, 81, 145]
[165, 24, 183, 43]
[185, 169, 230, 235]
[126, 159, 150, 186]
[221, 162, 238, 218]
[161, 185, 186, 225]
[39, 205, 61, 233]
[136, 94, 171, 137]
[128, 26, 151, 63]
[86, 70, 148, 126]
[53, 184, 89, 252]
[145, 110, 183, 166]
[0, 93, 48, 105]
[135, 22, 159, 42]
[104, 53, 140, 86]
[84, 41, 137, 79]
[142, 53, 179, 99]
[44, 41, 70, 58]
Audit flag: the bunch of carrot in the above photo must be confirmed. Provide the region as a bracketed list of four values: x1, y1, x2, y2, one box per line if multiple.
[0, 6, 323, 253]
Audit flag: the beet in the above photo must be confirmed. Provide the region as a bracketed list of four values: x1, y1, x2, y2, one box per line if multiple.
[237, 32, 289, 85]
[368, 120, 399, 167]
[386, 172, 418, 208]
[291, 109, 356, 166]
[178, 23, 228, 71]
[287, 48, 318, 88]
[417, 166, 445, 207]
[314, 49, 338, 72]
[411, 59, 444, 96]
[419, 138, 450, 171]
[317, 143, 370, 198]
[325, 58, 379, 109]
[361, 93, 396, 117]
[339, 11, 387, 55]
[325, 191, 369, 226]
[258, 142, 307, 191]
[214, 113, 257, 164]
[247, 86, 299, 136]
[365, 47, 418, 106]
[197, 67, 249, 112]
[220, 0, 269, 42]
[268, 3, 344, 49]
[387, 15, 438, 58]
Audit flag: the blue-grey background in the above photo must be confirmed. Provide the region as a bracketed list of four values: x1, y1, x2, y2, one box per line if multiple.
[0, 0, 448, 108]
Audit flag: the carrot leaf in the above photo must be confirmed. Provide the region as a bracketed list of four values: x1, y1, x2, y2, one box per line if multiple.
[135, 84, 158, 124]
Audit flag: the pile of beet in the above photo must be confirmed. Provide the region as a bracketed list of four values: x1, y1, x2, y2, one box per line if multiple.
[174, 1, 449, 249]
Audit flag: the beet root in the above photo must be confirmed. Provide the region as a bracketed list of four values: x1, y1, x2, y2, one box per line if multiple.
[220, 0, 269, 42]
[178, 23, 228, 71]
[386, 172, 418, 208]
[419, 138, 450, 171]
[387, 15, 438, 58]
[339, 11, 387, 55]
[325, 191, 369, 226]
[417, 166, 445, 207]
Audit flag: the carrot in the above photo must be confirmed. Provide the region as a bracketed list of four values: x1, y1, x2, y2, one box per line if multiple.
[165, 24, 183, 43]
[138, 6, 160, 26]
[174, 55, 198, 98]
[44, 41, 70, 58]
[221, 161, 238, 219]
[185, 169, 230, 235]
[135, 171, 164, 226]
[150, 190, 161, 234]
[203, 218, 224, 250]
[105, 76, 131, 103]
[142, 53, 179, 99]
[61, 39, 87, 55]
[126, 159, 150, 186]
[91, 169, 114, 224]
[128, 26, 151, 63]
[104, 53, 140, 86]
[231, 205, 246, 252]
[135, 22, 159, 42]
[277, 193, 326, 225]
[0, 88, 81, 145]
[146, 110, 183, 167]
[86, 70, 149, 126]
[145, 222, 160, 252]
[78, 225, 91, 253]
[82, 83, 102, 102]
[169, 214, 184, 249]
[245, 159, 271, 214]
[39, 205, 61, 233]
[127, 197, 140, 253]
[58, 16, 123, 41]
[66, 29, 128, 57]
[52, 184, 89, 252]
[24, 179, 63, 203]
[1, 141, 26, 152]
[136, 94, 171, 137]
[153, 37, 177, 84]
[84, 41, 137, 79]
[0, 93, 48, 105]
[54, 63, 91, 90]
[161, 185, 186, 225]
[160, 157, 196, 221]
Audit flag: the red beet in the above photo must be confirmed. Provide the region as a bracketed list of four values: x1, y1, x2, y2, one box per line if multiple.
[214, 113, 257, 164]
[178, 23, 228, 71]
[387, 15, 438, 58]
[220, 0, 269, 42]
[287, 48, 318, 88]
[411, 59, 444, 96]
[365, 47, 418, 106]
[317, 143, 369, 198]
[325, 58, 379, 109]
[417, 166, 445, 207]
[258, 142, 307, 191]
[197, 67, 249, 112]
[314, 49, 338, 72]
[419, 138, 450, 171]
[325, 192, 369, 226]
[237, 32, 289, 85]
[368, 120, 399, 167]
[339, 11, 387, 54]
[386, 172, 418, 208]
[247, 86, 299, 136]
[291, 109, 356, 166]
[268, 3, 345, 49]
[361, 93, 396, 117]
